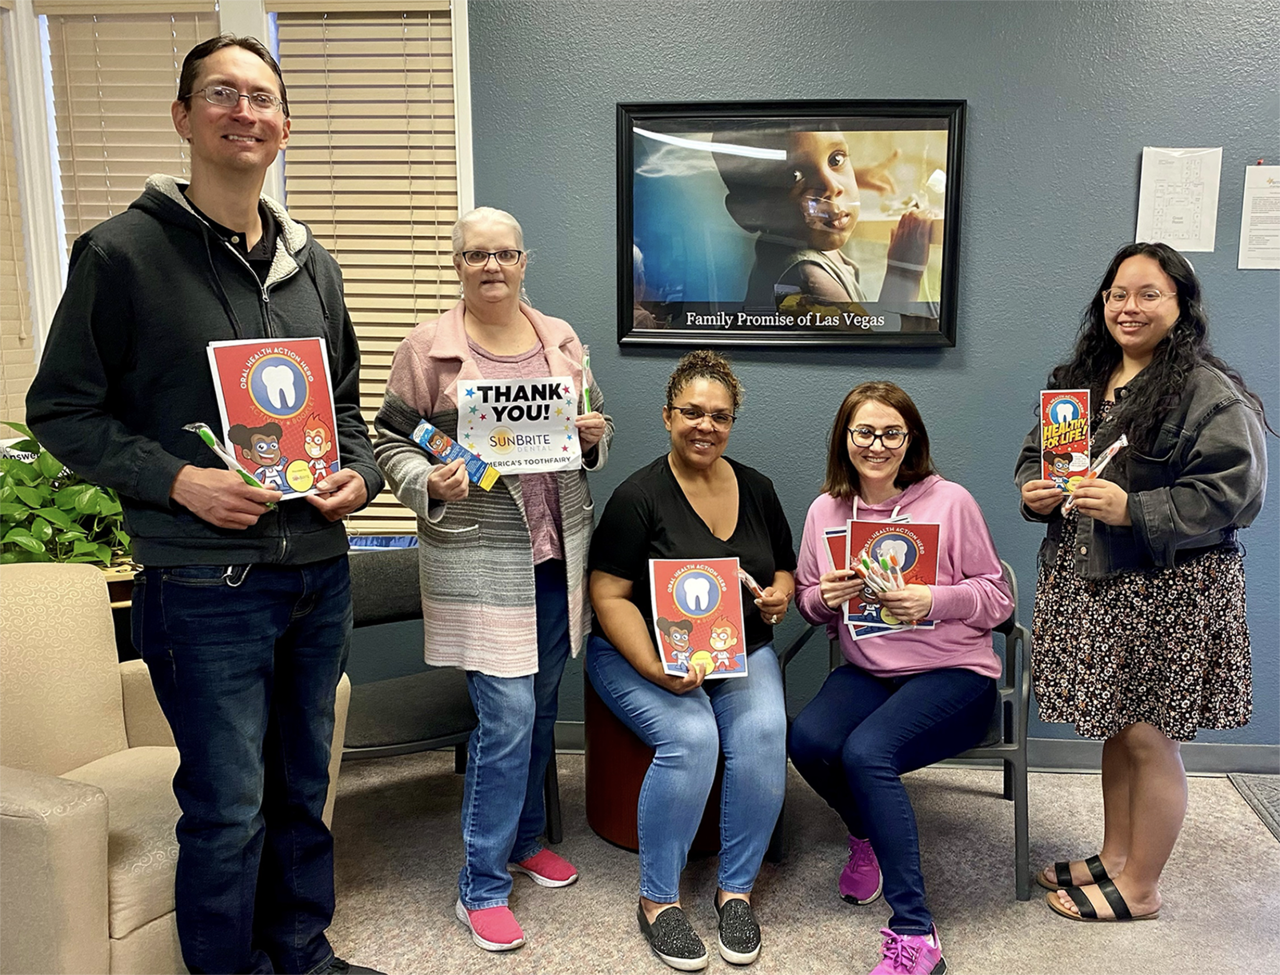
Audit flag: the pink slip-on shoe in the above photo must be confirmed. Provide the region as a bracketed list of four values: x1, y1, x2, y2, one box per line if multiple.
[454, 899, 525, 951]
[868, 926, 946, 974]
[840, 835, 883, 905]
[508, 848, 580, 887]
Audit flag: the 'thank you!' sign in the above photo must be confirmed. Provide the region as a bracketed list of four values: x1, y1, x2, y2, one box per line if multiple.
[456, 376, 582, 474]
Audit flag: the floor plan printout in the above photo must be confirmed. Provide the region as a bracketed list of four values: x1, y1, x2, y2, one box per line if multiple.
[1135, 147, 1222, 253]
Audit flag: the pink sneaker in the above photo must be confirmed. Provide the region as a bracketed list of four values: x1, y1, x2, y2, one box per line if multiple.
[868, 926, 946, 974]
[509, 848, 580, 887]
[454, 899, 525, 951]
[840, 835, 883, 905]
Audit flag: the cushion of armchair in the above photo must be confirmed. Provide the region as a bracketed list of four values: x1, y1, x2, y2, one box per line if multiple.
[64, 747, 181, 942]
[119, 660, 176, 749]
[0, 764, 111, 975]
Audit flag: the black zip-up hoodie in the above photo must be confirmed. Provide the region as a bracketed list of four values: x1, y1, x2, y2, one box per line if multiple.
[26, 175, 383, 566]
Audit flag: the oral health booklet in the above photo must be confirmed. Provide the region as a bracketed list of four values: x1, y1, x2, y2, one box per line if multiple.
[843, 521, 939, 639]
[649, 558, 748, 679]
[1040, 389, 1091, 492]
[206, 337, 339, 499]
[410, 419, 501, 491]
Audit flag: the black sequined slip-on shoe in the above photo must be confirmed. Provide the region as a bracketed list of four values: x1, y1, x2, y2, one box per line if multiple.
[637, 902, 709, 971]
[714, 896, 761, 965]
[308, 956, 385, 975]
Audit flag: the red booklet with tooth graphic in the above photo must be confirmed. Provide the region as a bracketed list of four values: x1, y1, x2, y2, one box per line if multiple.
[206, 337, 340, 500]
[648, 558, 748, 679]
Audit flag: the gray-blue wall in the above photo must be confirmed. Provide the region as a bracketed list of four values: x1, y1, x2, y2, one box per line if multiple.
[458, 0, 1279, 751]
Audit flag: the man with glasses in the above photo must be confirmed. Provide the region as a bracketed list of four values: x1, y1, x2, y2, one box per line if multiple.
[27, 35, 382, 975]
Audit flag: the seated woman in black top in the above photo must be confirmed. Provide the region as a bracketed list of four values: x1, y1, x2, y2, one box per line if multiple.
[587, 351, 796, 972]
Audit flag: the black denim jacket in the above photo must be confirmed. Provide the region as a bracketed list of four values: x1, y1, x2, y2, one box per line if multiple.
[1015, 363, 1268, 579]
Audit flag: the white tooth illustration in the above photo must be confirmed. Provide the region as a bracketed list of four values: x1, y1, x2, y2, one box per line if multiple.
[262, 365, 297, 409]
[1053, 402, 1074, 424]
[683, 576, 711, 611]
[878, 539, 908, 567]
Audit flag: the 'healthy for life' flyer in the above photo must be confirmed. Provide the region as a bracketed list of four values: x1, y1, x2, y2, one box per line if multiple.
[1040, 389, 1091, 492]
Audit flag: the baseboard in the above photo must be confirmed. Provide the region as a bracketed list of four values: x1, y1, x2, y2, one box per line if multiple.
[555, 721, 1279, 775]
[1027, 738, 1280, 775]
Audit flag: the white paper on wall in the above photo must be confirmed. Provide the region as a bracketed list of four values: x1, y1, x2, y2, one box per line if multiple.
[1135, 147, 1222, 253]
[1237, 165, 1280, 270]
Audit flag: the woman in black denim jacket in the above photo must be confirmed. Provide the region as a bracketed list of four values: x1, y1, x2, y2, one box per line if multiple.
[1015, 242, 1270, 925]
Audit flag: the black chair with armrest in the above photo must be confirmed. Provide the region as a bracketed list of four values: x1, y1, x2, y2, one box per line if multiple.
[342, 545, 562, 843]
[776, 558, 1031, 900]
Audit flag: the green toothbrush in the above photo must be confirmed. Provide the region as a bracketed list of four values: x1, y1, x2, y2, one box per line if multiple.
[183, 423, 278, 509]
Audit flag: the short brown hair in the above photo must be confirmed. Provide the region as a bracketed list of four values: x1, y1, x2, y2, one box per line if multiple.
[665, 350, 744, 411]
[177, 34, 289, 118]
[821, 381, 936, 500]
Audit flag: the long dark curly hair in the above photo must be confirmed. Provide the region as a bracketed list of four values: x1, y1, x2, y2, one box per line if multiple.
[1045, 242, 1271, 453]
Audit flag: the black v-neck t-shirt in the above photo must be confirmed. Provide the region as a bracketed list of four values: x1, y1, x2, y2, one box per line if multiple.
[589, 454, 796, 652]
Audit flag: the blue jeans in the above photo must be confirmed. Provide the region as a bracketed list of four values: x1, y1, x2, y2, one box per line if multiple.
[133, 556, 351, 975]
[788, 664, 996, 935]
[586, 636, 787, 903]
[459, 559, 570, 909]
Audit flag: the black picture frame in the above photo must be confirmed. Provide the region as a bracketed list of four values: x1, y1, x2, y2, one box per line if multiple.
[618, 100, 966, 347]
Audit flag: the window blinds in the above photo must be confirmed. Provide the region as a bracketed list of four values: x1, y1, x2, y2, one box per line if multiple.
[275, 6, 459, 535]
[0, 10, 36, 422]
[43, 7, 217, 254]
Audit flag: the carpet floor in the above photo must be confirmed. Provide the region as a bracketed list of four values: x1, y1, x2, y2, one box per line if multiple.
[328, 751, 1279, 975]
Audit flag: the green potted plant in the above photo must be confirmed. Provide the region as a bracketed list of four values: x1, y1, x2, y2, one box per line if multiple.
[1, 420, 131, 567]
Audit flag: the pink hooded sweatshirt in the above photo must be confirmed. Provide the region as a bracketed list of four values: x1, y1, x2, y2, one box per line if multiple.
[795, 474, 1011, 679]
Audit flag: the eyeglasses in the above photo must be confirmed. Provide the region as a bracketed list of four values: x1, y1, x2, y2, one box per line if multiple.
[461, 249, 524, 267]
[189, 85, 285, 115]
[848, 426, 908, 449]
[1101, 288, 1177, 309]
[669, 405, 737, 429]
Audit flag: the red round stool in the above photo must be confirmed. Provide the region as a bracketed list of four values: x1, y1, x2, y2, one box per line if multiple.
[583, 671, 722, 855]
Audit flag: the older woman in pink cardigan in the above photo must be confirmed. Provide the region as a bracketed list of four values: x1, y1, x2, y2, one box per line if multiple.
[374, 207, 611, 954]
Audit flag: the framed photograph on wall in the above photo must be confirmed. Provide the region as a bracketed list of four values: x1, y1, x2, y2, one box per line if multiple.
[618, 100, 966, 347]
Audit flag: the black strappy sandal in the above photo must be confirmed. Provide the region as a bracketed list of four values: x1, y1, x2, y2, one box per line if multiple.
[1045, 878, 1160, 922]
[1036, 854, 1110, 892]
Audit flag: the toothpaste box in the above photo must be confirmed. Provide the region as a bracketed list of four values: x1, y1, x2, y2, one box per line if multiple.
[411, 419, 501, 491]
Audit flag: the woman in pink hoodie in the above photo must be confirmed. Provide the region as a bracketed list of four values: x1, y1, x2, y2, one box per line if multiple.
[790, 381, 1012, 975]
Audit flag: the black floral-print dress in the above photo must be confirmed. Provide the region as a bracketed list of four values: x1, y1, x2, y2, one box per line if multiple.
[1031, 404, 1253, 742]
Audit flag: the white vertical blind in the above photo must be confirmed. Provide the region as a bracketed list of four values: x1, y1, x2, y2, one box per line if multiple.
[276, 8, 460, 535]
[1, 11, 36, 423]
[44, 8, 217, 253]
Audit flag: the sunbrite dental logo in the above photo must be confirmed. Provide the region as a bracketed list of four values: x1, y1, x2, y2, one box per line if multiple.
[488, 426, 516, 455]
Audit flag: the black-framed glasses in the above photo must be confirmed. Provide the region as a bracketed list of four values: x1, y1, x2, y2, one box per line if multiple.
[669, 405, 737, 429]
[848, 426, 908, 449]
[1100, 287, 1176, 309]
[190, 85, 285, 114]
[461, 249, 524, 267]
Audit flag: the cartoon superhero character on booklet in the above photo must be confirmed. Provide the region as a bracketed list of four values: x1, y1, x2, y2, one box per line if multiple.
[708, 617, 742, 671]
[1041, 447, 1087, 492]
[303, 414, 339, 484]
[229, 421, 289, 490]
[656, 616, 694, 670]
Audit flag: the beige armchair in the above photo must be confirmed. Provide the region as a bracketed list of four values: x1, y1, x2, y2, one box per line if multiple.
[0, 564, 351, 975]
